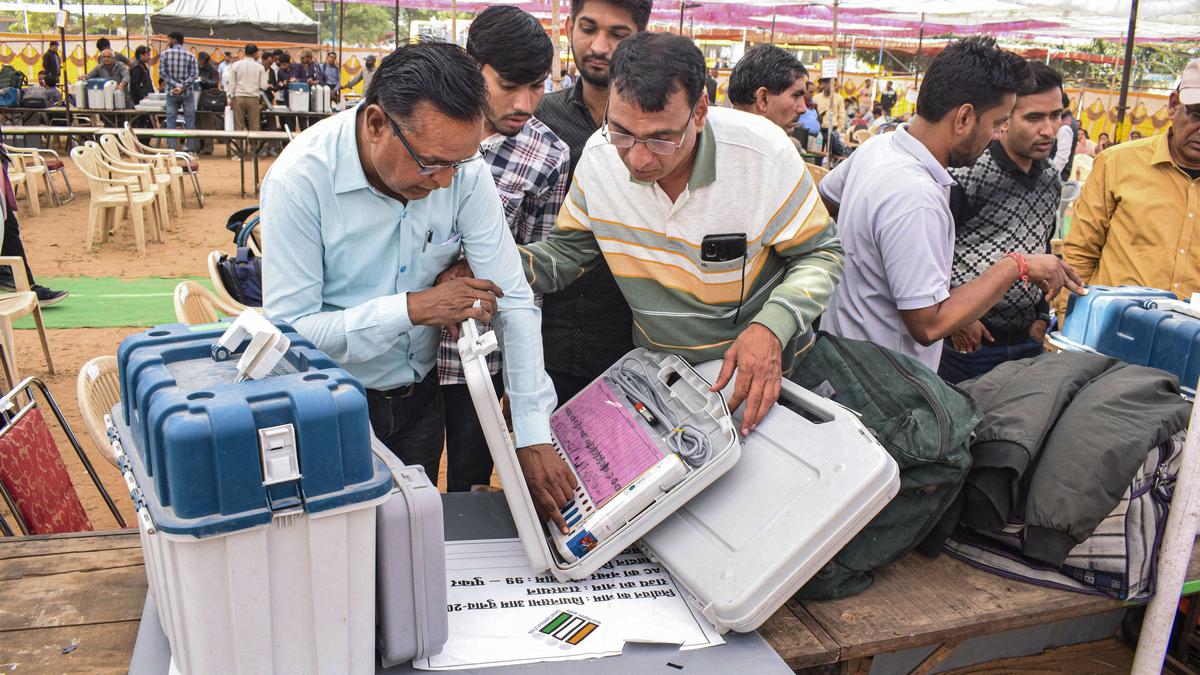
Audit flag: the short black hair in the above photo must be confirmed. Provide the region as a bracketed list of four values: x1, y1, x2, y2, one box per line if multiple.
[467, 6, 553, 85]
[245, 43, 259, 57]
[610, 32, 705, 112]
[727, 45, 808, 106]
[274, 49, 285, 58]
[279, 53, 292, 64]
[872, 105, 883, 116]
[49, 40, 58, 47]
[1062, 91, 1071, 108]
[366, 40, 486, 125]
[1020, 61, 1062, 98]
[916, 36, 1031, 123]
[569, 0, 652, 31]
[135, 45, 150, 59]
[96, 37, 111, 50]
[168, 32, 184, 44]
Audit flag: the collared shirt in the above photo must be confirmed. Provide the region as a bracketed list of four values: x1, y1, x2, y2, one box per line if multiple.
[534, 82, 635, 379]
[820, 124, 957, 370]
[438, 117, 570, 385]
[318, 63, 340, 88]
[949, 141, 1059, 342]
[277, 63, 306, 84]
[86, 62, 129, 87]
[159, 45, 197, 91]
[1062, 128, 1200, 313]
[261, 107, 556, 447]
[228, 57, 268, 98]
[522, 107, 843, 368]
[345, 67, 374, 91]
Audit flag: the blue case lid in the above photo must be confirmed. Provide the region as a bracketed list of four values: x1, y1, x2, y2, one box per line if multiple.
[288, 82, 310, 91]
[86, 78, 108, 89]
[117, 320, 392, 537]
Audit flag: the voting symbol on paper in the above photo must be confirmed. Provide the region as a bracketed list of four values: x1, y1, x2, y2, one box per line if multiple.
[530, 610, 601, 649]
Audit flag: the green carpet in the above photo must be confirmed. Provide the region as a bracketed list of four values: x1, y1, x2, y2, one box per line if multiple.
[14, 276, 213, 329]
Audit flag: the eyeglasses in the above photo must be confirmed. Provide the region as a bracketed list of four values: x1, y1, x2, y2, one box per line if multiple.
[601, 106, 696, 155]
[383, 112, 482, 175]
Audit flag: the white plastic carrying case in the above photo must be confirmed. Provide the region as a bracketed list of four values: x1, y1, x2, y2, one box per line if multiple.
[459, 320, 900, 632]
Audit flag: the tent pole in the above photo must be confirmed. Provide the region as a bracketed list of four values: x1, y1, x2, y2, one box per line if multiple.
[143, 0, 149, 45]
[679, 1, 684, 34]
[338, 0, 345, 80]
[452, 0, 458, 45]
[58, 0, 69, 117]
[824, 0, 838, 168]
[21, 0, 28, 34]
[552, 0, 561, 90]
[913, 13, 925, 90]
[1114, 0, 1138, 142]
[81, 1, 87, 76]
[123, 0, 130, 50]
[769, 8, 775, 44]
[394, 0, 400, 48]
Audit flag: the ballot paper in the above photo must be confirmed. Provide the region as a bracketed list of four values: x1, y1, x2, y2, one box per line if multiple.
[550, 378, 664, 506]
[412, 539, 725, 671]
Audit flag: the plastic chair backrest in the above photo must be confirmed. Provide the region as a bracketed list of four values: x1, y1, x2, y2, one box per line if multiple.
[208, 250, 251, 312]
[853, 129, 871, 144]
[97, 134, 127, 163]
[76, 355, 120, 467]
[1061, 181, 1082, 204]
[174, 280, 222, 325]
[1072, 154, 1094, 184]
[0, 406, 93, 534]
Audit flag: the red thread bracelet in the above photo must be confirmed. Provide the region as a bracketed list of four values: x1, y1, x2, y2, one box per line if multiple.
[1004, 252, 1029, 285]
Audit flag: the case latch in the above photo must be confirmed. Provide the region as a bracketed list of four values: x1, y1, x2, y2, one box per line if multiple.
[258, 424, 304, 512]
[457, 319, 499, 361]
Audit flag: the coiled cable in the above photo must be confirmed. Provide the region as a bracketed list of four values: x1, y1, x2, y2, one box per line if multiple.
[609, 358, 711, 468]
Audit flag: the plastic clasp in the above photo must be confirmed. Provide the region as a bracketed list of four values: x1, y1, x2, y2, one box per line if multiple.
[456, 319, 499, 361]
[258, 424, 302, 487]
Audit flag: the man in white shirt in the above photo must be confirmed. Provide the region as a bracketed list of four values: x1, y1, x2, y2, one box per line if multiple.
[820, 37, 1083, 371]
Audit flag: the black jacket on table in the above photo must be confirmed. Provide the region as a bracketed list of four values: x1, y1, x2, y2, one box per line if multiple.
[954, 352, 1190, 565]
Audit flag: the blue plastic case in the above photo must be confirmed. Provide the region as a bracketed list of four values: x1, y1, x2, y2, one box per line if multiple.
[1058, 286, 1200, 392]
[117, 320, 392, 538]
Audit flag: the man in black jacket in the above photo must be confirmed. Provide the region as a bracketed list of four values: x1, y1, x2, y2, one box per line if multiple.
[129, 46, 154, 128]
[41, 41, 60, 90]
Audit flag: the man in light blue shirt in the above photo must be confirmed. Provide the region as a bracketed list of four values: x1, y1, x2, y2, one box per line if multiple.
[262, 41, 577, 530]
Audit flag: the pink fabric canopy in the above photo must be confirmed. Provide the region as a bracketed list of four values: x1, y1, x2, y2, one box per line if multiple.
[349, 0, 1200, 41]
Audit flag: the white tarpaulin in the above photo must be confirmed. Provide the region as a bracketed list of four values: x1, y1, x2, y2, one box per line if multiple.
[152, 0, 318, 42]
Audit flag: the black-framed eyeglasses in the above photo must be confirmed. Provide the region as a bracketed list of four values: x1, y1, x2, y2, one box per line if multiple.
[383, 112, 482, 175]
[601, 105, 697, 155]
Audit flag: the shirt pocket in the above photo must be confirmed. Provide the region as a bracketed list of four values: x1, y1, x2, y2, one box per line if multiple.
[415, 231, 463, 278]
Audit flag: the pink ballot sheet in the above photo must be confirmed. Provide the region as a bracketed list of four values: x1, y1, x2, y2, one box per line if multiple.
[550, 378, 664, 506]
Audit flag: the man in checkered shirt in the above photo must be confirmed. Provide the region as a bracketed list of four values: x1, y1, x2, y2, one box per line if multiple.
[435, 6, 570, 492]
[160, 32, 199, 153]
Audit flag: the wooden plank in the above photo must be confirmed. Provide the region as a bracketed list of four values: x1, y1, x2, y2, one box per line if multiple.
[0, 621, 140, 675]
[0, 547, 144, 581]
[799, 552, 1125, 661]
[0, 565, 147, 631]
[942, 637, 1133, 674]
[0, 531, 139, 561]
[910, 640, 962, 675]
[758, 603, 841, 669]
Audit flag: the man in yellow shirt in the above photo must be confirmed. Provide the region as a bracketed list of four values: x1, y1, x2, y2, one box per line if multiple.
[1061, 59, 1200, 314]
[812, 77, 846, 153]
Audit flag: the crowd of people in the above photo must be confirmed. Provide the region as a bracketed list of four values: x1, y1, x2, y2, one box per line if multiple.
[18, 35, 382, 155]
[254, 0, 1200, 529]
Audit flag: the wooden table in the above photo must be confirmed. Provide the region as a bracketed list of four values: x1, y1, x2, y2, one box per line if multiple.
[4, 530, 1198, 673]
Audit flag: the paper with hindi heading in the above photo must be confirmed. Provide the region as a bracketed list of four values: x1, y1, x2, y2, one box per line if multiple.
[411, 538, 724, 671]
[550, 378, 663, 506]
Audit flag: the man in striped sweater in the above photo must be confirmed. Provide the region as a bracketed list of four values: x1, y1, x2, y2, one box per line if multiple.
[521, 33, 843, 435]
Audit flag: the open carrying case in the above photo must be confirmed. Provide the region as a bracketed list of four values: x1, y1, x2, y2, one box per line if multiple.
[458, 319, 900, 633]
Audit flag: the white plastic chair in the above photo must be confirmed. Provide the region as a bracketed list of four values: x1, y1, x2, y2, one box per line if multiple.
[69, 145, 161, 256]
[1057, 181, 1082, 240]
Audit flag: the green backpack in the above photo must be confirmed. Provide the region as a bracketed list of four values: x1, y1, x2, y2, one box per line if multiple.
[0, 65, 27, 91]
[789, 333, 979, 599]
